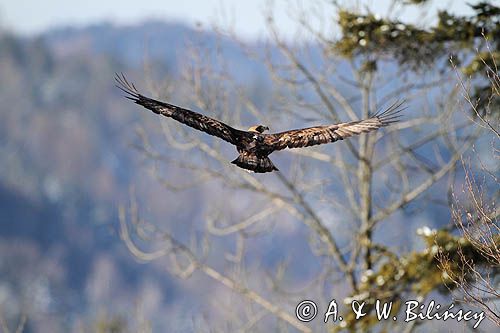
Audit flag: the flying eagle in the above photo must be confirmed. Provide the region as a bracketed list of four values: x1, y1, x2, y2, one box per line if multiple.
[116, 74, 404, 173]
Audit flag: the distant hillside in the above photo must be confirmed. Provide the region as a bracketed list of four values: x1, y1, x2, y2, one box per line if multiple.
[42, 21, 268, 81]
[0, 23, 207, 332]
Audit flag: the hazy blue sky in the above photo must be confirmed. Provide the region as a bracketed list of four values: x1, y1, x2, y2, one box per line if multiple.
[0, 0, 476, 40]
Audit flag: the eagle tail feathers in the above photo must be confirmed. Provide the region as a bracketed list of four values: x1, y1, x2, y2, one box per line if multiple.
[231, 153, 278, 173]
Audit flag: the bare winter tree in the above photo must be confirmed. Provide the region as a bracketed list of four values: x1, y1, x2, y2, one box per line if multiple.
[437, 41, 499, 326]
[0, 310, 27, 333]
[119, 1, 497, 331]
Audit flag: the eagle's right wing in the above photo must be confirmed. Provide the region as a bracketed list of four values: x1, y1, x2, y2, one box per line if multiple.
[262, 100, 404, 151]
[115, 73, 249, 145]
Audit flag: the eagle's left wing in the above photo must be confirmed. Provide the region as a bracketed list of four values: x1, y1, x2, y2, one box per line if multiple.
[115, 73, 249, 145]
[262, 101, 404, 151]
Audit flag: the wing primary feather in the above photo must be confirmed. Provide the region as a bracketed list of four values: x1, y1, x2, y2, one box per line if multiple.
[371, 99, 406, 126]
[115, 72, 141, 101]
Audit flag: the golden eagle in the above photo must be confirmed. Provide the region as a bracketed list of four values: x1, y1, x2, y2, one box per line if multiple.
[116, 74, 404, 173]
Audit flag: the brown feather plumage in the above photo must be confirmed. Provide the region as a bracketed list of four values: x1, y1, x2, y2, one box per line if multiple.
[261, 100, 404, 151]
[115, 73, 251, 145]
[116, 73, 405, 173]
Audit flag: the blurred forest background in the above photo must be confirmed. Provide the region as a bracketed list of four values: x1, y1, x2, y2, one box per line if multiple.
[0, 0, 498, 332]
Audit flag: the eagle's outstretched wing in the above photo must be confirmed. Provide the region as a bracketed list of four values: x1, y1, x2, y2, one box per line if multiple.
[115, 73, 249, 145]
[262, 100, 405, 151]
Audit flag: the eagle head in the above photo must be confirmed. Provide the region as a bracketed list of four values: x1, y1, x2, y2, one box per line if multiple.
[248, 125, 269, 133]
